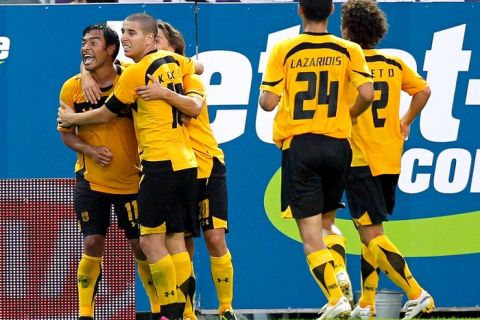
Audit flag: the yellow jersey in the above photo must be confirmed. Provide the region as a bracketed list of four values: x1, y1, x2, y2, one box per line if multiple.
[183, 74, 225, 179]
[58, 66, 140, 194]
[105, 50, 197, 171]
[260, 32, 372, 149]
[349, 49, 428, 175]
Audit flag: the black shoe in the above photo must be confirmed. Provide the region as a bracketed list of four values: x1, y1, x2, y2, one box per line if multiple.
[78, 317, 93, 320]
[219, 310, 237, 320]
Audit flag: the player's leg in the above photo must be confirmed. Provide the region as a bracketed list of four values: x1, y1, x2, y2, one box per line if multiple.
[74, 185, 110, 320]
[164, 166, 197, 319]
[285, 134, 351, 319]
[137, 163, 180, 320]
[199, 160, 236, 319]
[322, 212, 353, 307]
[113, 194, 160, 317]
[183, 236, 197, 320]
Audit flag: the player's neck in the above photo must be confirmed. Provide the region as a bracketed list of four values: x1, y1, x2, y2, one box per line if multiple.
[303, 21, 328, 34]
[91, 65, 117, 88]
[133, 44, 157, 63]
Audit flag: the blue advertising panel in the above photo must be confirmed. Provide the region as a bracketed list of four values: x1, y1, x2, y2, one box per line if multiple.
[1, 2, 479, 312]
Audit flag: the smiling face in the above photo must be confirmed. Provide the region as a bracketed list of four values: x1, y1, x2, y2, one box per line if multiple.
[81, 29, 112, 72]
[121, 20, 153, 62]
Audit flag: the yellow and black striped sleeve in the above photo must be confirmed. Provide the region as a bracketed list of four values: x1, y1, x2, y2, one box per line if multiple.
[260, 41, 285, 96]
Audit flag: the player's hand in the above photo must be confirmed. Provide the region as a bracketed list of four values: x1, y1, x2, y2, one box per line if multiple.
[135, 74, 168, 101]
[81, 69, 101, 104]
[400, 119, 410, 140]
[86, 145, 113, 167]
[57, 102, 76, 127]
[180, 114, 192, 127]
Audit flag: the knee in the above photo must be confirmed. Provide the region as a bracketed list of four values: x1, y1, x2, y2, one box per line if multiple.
[204, 230, 227, 256]
[83, 235, 105, 256]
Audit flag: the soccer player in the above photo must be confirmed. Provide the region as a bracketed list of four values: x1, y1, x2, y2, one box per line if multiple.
[58, 13, 198, 320]
[135, 21, 237, 320]
[58, 23, 159, 320]
[340, 1, 435, 319]
[258, 0, 374, 319]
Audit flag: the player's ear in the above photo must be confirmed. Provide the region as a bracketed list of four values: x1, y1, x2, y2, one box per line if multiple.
[107, 44, 116, 57]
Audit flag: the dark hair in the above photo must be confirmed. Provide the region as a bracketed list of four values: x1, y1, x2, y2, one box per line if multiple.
[157, 21, 186, 56]
[125, 13, 158, 38]
[82, 23, 120, 60]
[299, 0, 333, 22]
[341, 0, 388, 49]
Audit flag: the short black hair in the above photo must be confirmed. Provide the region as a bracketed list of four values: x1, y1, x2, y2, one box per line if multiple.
[299, 0, 333, 22]
[82, 23, 120, 60]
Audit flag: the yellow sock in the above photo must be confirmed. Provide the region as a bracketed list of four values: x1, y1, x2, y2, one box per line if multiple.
[369, 235, 422, 299]
[210, 250, 234, 313]
[77, 254, 102, 317]
[359, 245, 379, 308]
[306, 249, 343, 305]
[171, 252, 192, 306]
[137, 259, 160, 313]
[150, 255, 177, 306]
[323, 234, 347, 274]
[183, 262, 197, 320]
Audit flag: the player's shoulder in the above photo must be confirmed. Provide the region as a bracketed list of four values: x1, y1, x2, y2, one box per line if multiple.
[61, 73, 82, 91]
[365, 49, 405, 69]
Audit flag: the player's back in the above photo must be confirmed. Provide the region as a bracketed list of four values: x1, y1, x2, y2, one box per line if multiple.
[350, 49, 428, 175]
[261, 33, 371, 148]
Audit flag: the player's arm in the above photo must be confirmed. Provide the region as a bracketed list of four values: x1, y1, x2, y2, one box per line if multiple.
[350, 82, 374, 118]
[60, 131, 113, 167]
[400, 86, 431, 139]
[58, 101, 116, 127]
[135, 74, 203, 117]
[259, 90, 280, 112]
[194, 60, 204, 75]
[80, 62, 101, 104]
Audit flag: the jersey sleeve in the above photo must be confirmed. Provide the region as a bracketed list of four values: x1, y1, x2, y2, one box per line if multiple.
[399, 58, 428, 95]
[184, 74, 206, 101]
[105, 67, 136, 114]
[174, 53, 195, 77]
[260, 41, 285, 96]
[57, 77, 77, 133]
[348, 42, 373, 89]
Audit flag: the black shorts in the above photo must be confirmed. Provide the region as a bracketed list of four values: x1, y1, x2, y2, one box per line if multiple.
[138, 160, 197, 234]
[74, 176, 139, 240]
[193, 158, 228, 235]
[281, 133, 352, 219]
[345, 166, 399, 226]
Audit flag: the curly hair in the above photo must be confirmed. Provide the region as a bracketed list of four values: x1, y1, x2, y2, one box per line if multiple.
[341, 0, 388, 49]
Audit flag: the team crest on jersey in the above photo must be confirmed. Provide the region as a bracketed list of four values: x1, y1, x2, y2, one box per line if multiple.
[81, 211, 89, 222]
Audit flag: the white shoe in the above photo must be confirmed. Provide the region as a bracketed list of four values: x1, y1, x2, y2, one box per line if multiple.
[402, 290, 435, 319]
[336, 271, 354, 307]
[350, 304, 375, 320]
[317, 296, 352, 320]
